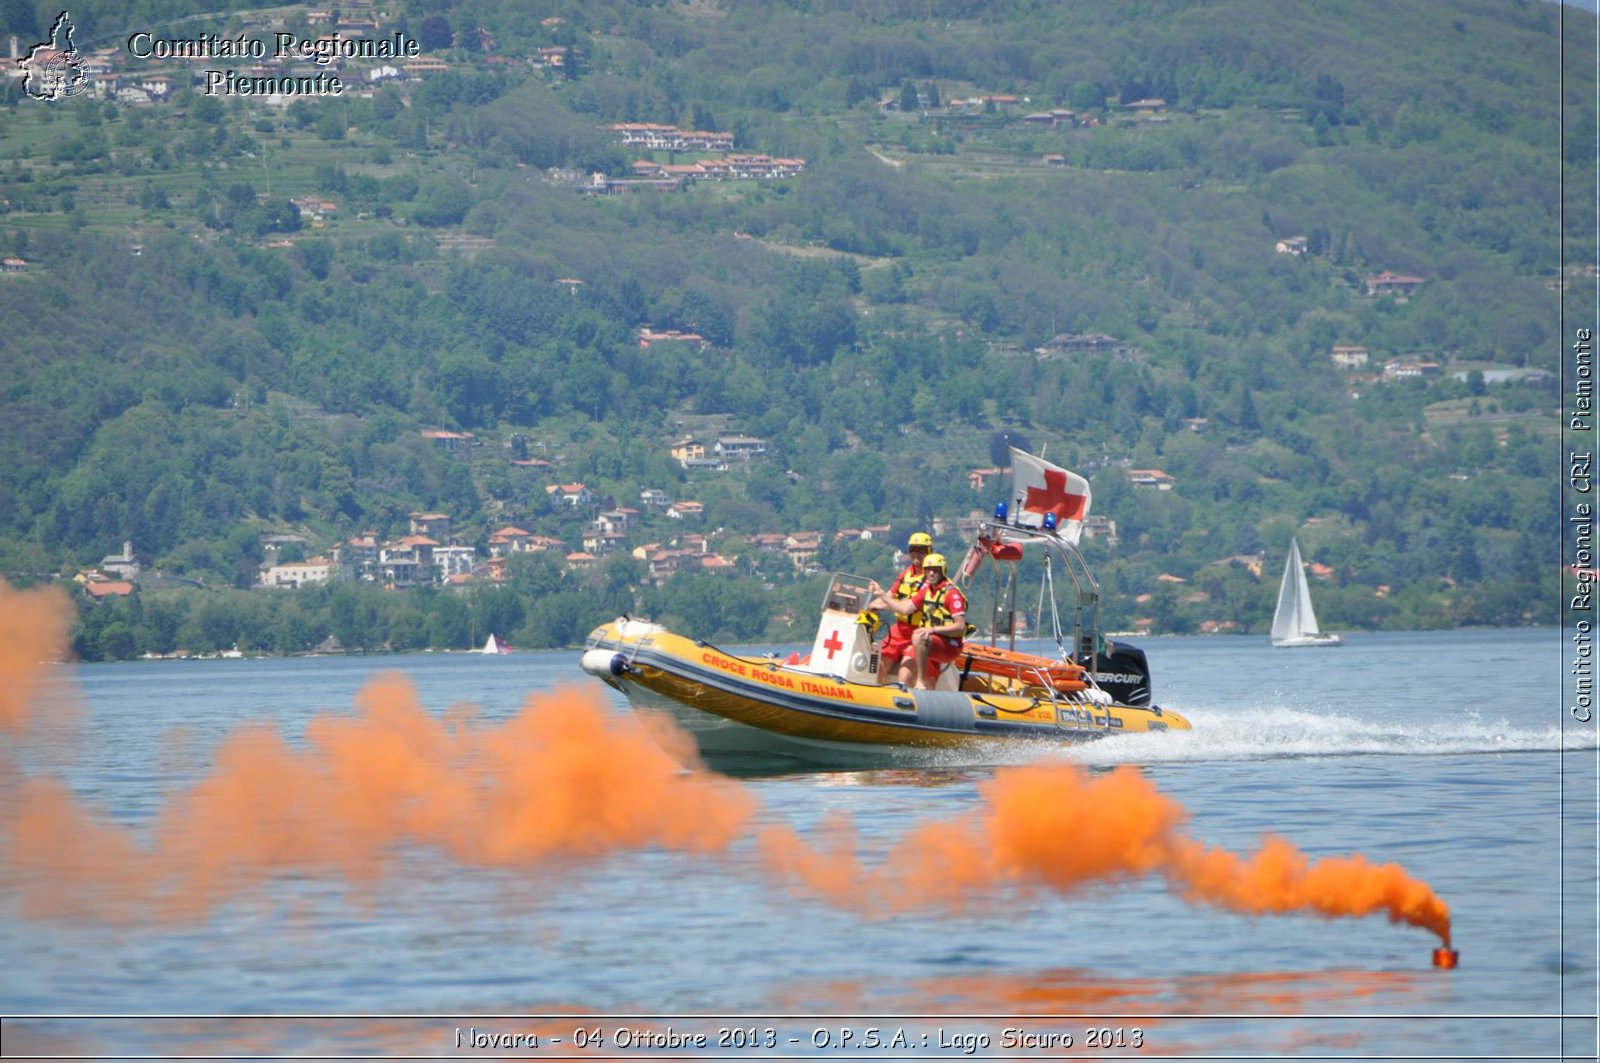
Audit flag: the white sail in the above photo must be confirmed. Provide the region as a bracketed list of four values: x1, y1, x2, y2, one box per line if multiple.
[480, 633, 509, 654]
[1270, 539, 1342, 647]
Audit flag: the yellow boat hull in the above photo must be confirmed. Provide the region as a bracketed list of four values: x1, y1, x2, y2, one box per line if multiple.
[581, 619, 1189, 772]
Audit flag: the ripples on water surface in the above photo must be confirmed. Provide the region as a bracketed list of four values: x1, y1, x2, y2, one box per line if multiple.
[1, 627, 1595, 1059]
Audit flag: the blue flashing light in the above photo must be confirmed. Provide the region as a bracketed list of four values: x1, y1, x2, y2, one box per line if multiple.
[994, 501, 1008, 523]
[1043, 512, 1058, 531]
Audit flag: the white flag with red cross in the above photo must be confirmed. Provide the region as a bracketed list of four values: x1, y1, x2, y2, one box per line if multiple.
[1009, 447, 1091, 545]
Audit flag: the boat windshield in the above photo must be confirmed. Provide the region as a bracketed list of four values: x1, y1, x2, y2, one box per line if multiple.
[818, 574, 874, 615]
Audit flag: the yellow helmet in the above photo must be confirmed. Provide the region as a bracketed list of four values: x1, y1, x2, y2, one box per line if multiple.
[908, 532, 933, 548]
[922, 552, 947, 571]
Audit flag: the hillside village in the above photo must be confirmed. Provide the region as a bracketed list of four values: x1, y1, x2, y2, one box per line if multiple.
[80, 430, 1148, 600]
[56, 275, 1550, 648]
[59, 302, 1521, 606]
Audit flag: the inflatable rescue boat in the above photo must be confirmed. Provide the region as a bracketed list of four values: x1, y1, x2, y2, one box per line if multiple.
[582, 453, 1189, 771]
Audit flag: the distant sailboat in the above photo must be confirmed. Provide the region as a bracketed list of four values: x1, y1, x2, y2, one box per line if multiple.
[479, 633, 510, 655]
[1270, 538, 1343, 647]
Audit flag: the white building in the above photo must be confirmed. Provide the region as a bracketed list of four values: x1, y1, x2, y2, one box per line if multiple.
[99, 540, 141, 581]
[261, 557, 348, 588]
[433, 545, 477, 579]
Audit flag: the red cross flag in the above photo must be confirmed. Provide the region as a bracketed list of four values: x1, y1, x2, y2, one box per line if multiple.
[1009, 446, 1092, 544]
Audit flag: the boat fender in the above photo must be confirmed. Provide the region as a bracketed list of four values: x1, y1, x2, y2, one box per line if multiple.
[914, 691, 978, 731]
[579, 648, 631, 679]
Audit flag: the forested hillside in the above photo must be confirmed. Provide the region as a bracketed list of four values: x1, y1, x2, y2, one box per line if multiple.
[0, 0, 1592, 657]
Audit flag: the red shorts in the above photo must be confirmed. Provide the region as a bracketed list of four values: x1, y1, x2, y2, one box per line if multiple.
[922, 635, 963, 683]
[880, 622, 915, 659]
[923, 633, 963, 666]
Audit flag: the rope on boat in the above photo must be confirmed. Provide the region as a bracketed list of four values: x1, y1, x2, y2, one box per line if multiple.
[973, 693, 1044, 715]
[618, 614, 648, 672]
[1035, 556, 1068, 659]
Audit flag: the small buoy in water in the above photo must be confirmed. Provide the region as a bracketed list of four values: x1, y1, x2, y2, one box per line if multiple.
[1432, 947, 1460, 969]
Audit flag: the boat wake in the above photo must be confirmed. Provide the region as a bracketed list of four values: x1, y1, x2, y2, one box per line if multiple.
[793, 702, 1594, 776]
[1055, 704, 1595, 767]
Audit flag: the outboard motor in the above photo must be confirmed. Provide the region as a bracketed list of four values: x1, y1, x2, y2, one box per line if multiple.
[1081, 641, 1153, 707]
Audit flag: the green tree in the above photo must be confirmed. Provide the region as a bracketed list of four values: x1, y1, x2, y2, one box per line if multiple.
[1068, 81, 1106, 112]
[389, 608, 430, 650]
[834, 451, 886, 513]
[99, 620, 137, 661]
[426, 593, 472, 649]
[412, 176, 471, 226]
[419, 15, 453, 51]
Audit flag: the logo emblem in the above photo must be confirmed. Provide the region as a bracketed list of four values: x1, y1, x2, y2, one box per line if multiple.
[19, 12, 88, 101]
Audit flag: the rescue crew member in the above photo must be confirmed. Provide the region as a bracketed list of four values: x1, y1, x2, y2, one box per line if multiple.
[866, 532, 933, 684]
[877, 552, 967, 690]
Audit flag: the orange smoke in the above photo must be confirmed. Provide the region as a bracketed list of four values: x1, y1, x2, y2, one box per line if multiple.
[1165, 836, 1453, 946]
[4, 774, 154, 923]
[760, 763, 1186, 912]
[0, 580, 74, 735]
[146, 674, 752, 916]
[758, 764, 1451, 946]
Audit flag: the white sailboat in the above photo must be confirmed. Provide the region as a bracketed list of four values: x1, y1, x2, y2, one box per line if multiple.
[1270, 538, 1343, 647]
[479, 633, 510, 655]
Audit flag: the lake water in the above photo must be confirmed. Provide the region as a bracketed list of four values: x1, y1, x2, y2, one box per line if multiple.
[2, 627, 1596, 1060]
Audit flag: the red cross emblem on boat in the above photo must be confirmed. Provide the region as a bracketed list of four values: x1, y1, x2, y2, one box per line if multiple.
[822, 629, 845, 659]
[1024, 468, 1087, 522]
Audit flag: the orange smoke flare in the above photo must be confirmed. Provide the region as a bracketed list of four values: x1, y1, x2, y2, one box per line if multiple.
[1164, 836, 1452, 946]
[759, 763, 1452, 947]
[0, 575, 1450, 950]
